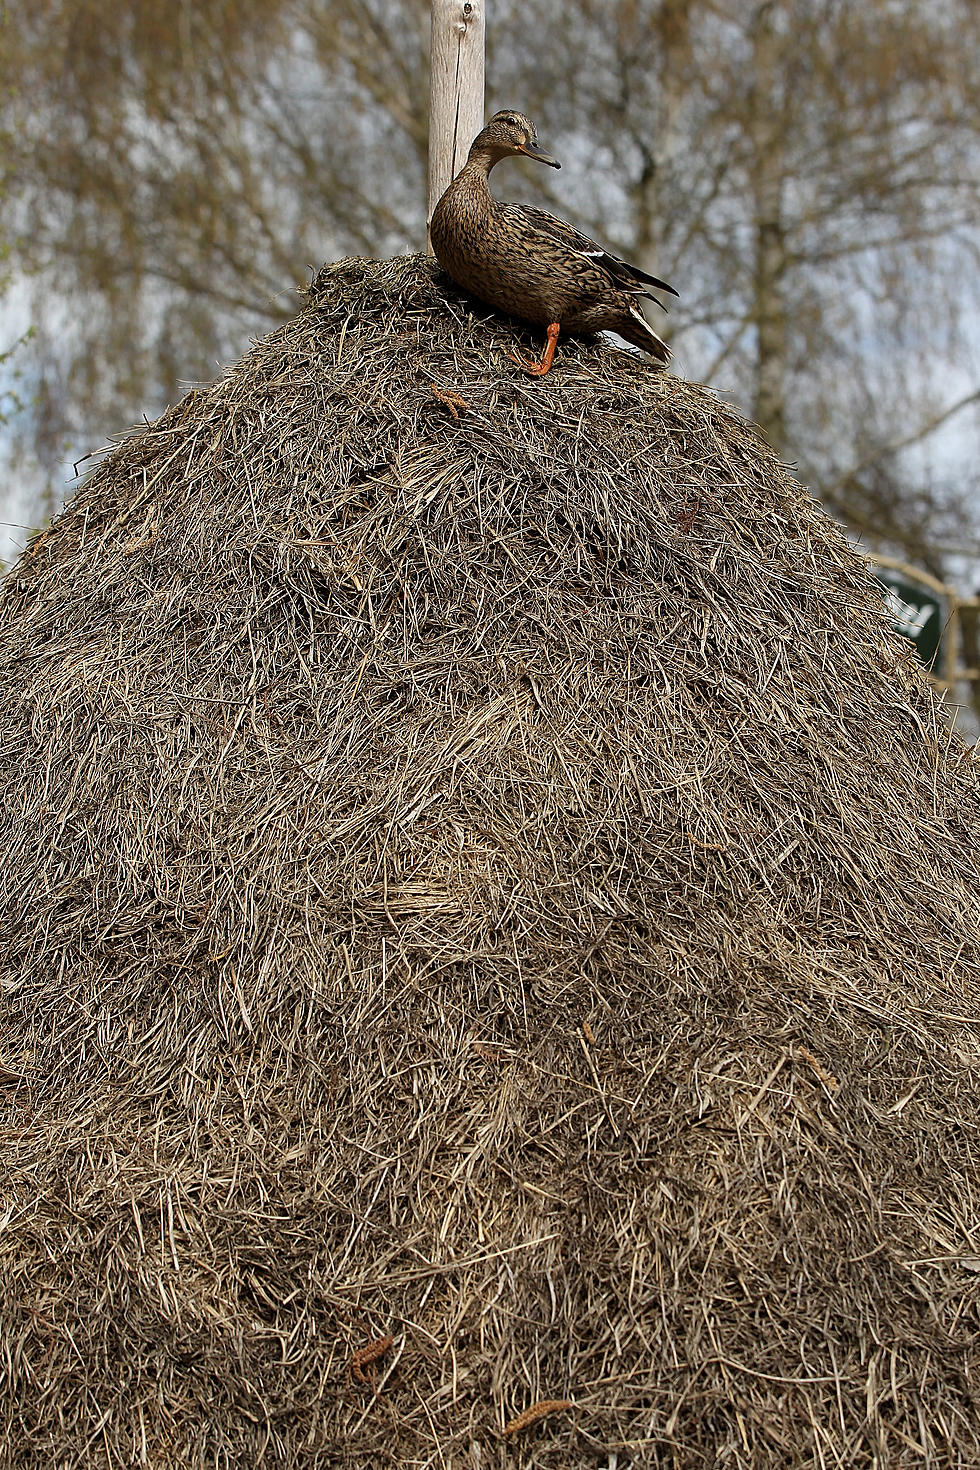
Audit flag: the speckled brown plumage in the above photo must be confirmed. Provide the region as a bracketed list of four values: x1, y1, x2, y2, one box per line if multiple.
[430, 110, 678, 374]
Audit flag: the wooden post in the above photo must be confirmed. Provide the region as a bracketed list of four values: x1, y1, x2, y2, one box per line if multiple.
[427, 0, 485, 251]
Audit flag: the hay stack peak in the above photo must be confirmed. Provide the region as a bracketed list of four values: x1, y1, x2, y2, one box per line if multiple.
[2, 254, 979, 1467]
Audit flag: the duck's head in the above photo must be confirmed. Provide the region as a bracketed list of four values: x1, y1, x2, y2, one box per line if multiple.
[469, 111, 561, 169]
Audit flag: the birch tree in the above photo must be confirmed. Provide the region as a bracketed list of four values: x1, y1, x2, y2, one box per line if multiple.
[2, 0, 978, 572]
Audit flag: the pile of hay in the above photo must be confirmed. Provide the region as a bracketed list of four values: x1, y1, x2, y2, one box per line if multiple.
[1, 254, 979, 1468]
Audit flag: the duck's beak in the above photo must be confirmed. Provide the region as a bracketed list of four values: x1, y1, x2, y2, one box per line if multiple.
[517, 142, 561, 169]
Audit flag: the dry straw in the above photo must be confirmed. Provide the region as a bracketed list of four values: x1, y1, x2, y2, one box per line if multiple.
[1, 254, 979, 1467]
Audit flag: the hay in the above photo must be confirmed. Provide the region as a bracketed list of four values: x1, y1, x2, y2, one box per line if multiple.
[1, 252, 979, 1468]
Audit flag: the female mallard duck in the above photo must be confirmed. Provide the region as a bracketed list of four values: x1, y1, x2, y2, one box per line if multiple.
[429, 110, 678, 376]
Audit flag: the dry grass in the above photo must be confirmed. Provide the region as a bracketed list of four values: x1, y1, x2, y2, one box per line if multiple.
[1, 253, 979, 1468]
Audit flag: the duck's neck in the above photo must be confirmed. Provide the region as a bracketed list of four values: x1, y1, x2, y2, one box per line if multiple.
[458, 148, 502, 183]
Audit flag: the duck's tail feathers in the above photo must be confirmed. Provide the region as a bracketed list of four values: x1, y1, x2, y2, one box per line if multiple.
[620, 304, 671, 365]
[637, 289, 671, 314]
[626, 263, 679, 298]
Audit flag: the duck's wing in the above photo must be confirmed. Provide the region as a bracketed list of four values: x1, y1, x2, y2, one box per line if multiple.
[500, 204, 679, 307]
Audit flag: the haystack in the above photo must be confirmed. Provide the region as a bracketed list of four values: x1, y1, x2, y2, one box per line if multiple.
[2, 254, 979, 1469]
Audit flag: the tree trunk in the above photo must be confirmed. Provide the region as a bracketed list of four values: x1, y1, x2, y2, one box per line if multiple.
[630, 1, 692, 285]
[749, 2, 788, 458]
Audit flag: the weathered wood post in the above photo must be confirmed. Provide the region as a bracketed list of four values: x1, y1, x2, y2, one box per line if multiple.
[427, 0, 485, 251]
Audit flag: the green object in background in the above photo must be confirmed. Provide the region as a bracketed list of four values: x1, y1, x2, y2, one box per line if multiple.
[872, 565, 947, 671]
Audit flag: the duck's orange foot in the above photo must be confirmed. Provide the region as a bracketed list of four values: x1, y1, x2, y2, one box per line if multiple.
[509, 321, 561, 377]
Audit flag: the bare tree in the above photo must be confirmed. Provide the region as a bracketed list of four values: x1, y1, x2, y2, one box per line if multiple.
[516, 0, 980, 566]
[2, 0, 979, 574]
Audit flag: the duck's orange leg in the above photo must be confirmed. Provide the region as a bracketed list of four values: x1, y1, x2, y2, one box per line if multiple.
[510, 322, 561, 377]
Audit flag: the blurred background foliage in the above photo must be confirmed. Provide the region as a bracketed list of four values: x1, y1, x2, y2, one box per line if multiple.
[1, 0, 979, 575]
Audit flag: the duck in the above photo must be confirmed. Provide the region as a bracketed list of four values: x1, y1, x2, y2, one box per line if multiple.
[429, 110, 678, 376]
